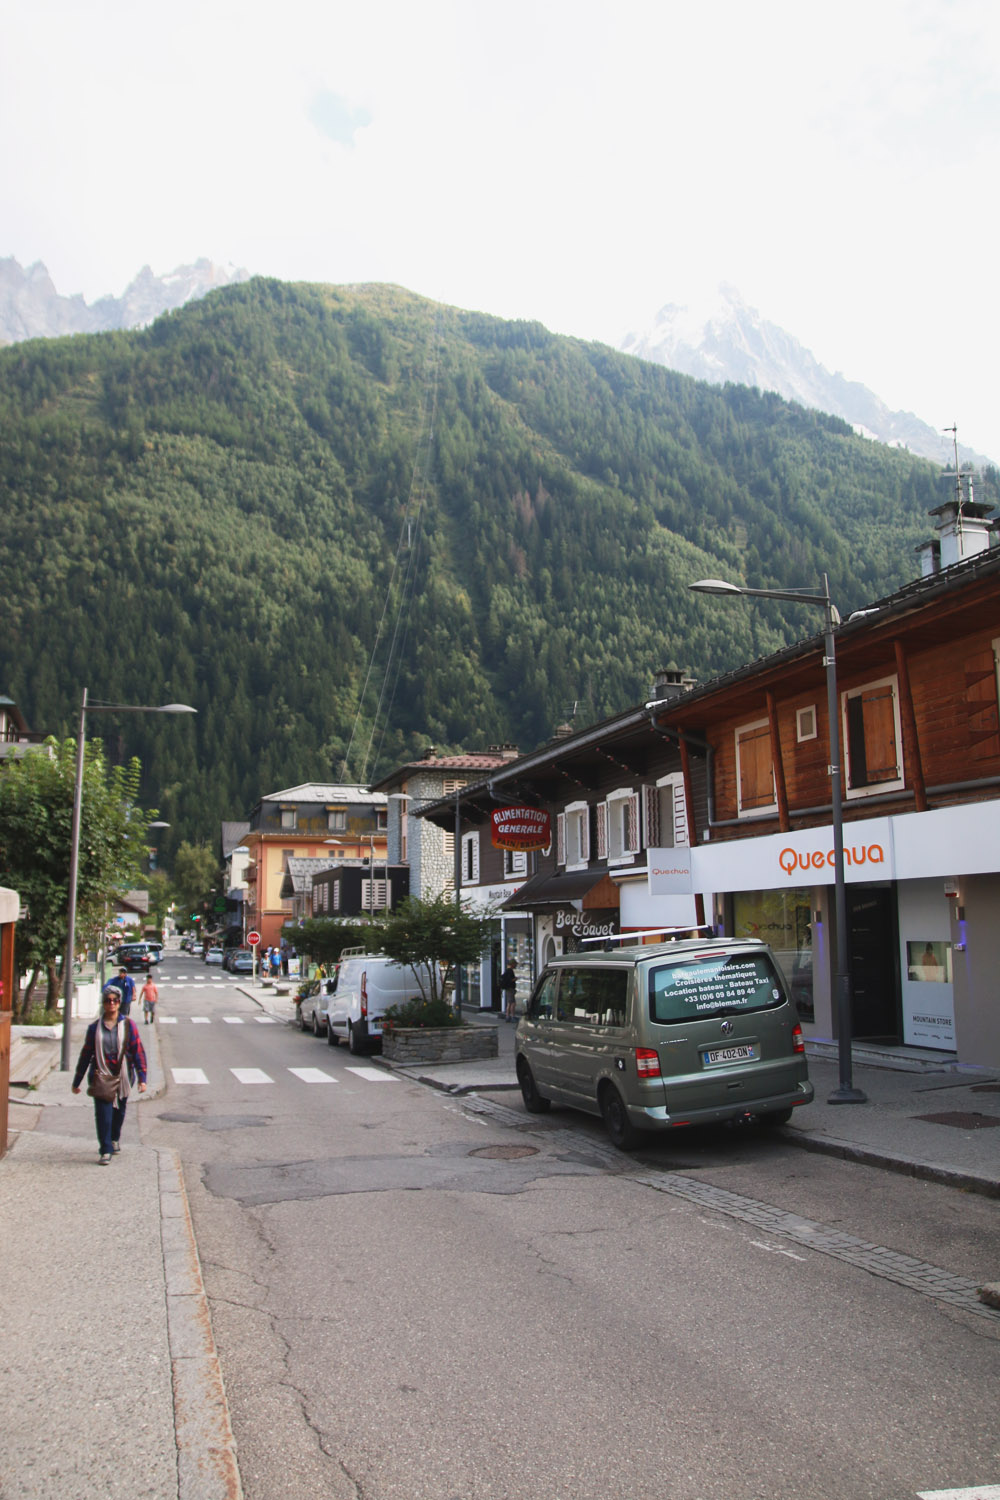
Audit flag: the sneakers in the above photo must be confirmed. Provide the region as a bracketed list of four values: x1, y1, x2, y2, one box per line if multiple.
[99, 1154, 110, 1166]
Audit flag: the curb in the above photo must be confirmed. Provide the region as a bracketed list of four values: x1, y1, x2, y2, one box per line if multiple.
[158, 1148, 243, 1500]
[782, 1126, 1000, 1200]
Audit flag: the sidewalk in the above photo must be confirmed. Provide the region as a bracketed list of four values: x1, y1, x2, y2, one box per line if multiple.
[2, 998, 997, 1499]
[1, 1016, 241, 1500]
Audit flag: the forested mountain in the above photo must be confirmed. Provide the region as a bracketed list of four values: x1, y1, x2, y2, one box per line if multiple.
[0, 278, 951, 858]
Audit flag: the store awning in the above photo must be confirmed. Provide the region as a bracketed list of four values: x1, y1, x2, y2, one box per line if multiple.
[503, 869, 620, 912]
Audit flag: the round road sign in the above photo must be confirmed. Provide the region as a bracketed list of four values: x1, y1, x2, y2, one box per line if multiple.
[247, 931, 261, 947]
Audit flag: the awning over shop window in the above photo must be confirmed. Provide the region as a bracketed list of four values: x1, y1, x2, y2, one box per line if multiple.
[503, 869, 620, 911]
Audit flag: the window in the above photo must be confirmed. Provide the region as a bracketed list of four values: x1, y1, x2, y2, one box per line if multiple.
[281, 809, 297, 830]
[327, 809, 346, 832]
[736, 719, 777, 816]
[965, 641, 1000, 761]
[504, 848, 528, 878]
[376, 808, 388, 830]
[796, 705, 817, 742]
[843, 676, 903, 795]
[557, 802, 590, 869]
[462, 832, 480, 883]
[603, 789, 640, 864]
[644, 775, 688, 849]
[361, 879, 389, 911]
[556, 968, 629, 1026]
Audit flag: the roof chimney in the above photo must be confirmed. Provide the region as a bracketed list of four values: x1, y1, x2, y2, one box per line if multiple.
[917, 480, 996, 577]
[650, 667, 695, 702]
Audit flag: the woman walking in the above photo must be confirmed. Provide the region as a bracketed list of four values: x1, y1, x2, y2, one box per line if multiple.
[71, 985, 147, 1164]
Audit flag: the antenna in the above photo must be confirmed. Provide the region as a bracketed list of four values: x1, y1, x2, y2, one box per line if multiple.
[942, 425, 975, 539]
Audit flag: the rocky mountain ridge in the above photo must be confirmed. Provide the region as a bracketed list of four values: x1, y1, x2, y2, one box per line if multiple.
[0, 256, 251, 343]
[620, 285, 992, 468]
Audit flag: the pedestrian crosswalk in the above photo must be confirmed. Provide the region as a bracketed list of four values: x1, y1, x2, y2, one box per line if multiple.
[157, 1016, 278, 1025]
[170, 1065, 398, 1086]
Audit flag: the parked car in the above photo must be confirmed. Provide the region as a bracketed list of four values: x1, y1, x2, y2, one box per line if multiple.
[296, 978, 326, 1035]
[114, 942, 156, 972]
[189, 941, 204, 957]
[515, 938, 814, 1151]
[324, 953, 430, 1055]
[205, 946, 223, 966]
[229, 949, 255, 975]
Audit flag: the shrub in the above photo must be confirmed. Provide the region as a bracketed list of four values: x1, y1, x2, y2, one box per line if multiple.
[382, 995, 461, 1030]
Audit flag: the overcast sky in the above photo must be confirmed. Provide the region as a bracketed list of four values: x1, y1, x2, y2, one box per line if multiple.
[3, 0, 998, 459]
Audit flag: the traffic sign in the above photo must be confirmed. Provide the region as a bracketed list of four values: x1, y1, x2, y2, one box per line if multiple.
[247, 931, 261, 947]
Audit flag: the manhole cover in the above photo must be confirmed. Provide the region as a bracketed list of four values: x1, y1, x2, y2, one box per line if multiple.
[469, 1144, 540, 1160]
[913, 1111, 1000, 1131]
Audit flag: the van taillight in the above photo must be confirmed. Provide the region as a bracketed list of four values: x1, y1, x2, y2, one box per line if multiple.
[636, 1047, 661, 1078]
[791, 1023, 805, 1054]
[361, 972, 368, 1018]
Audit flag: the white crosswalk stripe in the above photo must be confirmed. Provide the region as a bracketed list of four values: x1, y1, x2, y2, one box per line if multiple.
[231, 1068, 272, 1084]
[288, 1068, 336, 1084]
[222, 1017, 245, 1024]
[345, 1066, 399, 1083]
[171, 1068, 209, 1084]
[191, 1017, 210, 1024]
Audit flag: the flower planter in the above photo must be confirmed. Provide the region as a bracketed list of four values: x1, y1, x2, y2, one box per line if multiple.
[381, 1024, 499, 1065]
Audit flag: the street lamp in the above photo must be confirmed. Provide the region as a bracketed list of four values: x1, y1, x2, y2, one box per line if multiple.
[688, 575, 865, 1104]
[61, 691, 196, 1071]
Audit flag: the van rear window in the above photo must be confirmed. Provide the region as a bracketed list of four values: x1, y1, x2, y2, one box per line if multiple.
[648, 952, 785, 1024]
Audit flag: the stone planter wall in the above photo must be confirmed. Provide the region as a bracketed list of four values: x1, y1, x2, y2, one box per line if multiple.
[382, 1024, 498, 1065]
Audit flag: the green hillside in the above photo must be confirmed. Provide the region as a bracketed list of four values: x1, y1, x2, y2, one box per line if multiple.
[0, 278, 947, 856]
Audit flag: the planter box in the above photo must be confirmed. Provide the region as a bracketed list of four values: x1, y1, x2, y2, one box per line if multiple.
[382, 1024, 498, 1065]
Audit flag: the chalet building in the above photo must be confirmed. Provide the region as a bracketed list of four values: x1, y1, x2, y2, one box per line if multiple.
[425, 505, 1000, 1069]
[369, 747, 519, 902]
[244, 784, 387, 949]
[309, 862, 410, 922]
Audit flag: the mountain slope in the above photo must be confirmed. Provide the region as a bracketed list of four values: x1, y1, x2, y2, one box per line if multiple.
[0, 278, 947, 854]
[620, 285, 992, 467]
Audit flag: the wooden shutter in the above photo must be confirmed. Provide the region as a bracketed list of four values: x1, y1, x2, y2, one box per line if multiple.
[556, 813, 566, 866]
[625, 793, 640, 852]
[738, 723, 774, 811]
[966, 648, 1000, 759]
[595, 803, 608, 859]
[860, 685, 898, 784]
[643, 784, 660, 847]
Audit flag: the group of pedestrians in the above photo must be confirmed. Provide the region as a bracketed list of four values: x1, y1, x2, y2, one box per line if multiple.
[71, 963, 160, 1165]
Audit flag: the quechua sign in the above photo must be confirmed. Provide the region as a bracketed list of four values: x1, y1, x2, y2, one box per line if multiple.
[491, 806, 551, 852]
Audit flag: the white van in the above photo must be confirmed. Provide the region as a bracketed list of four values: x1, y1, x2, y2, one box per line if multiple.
[324, 954, 431, 1055]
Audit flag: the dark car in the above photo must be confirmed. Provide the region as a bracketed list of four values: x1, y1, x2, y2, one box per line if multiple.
[114, 942, 155, 972]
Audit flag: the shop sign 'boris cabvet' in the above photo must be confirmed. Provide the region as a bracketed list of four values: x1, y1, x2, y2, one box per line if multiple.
[491, 806, 551, 851]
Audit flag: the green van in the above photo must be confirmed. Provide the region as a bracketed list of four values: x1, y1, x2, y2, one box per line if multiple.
[514, 938, 814, 1150]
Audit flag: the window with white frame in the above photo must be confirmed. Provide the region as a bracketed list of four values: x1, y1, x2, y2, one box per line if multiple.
[280, 808, 297, 830]
[461, 831, 480, 883]
[327, 808, 346, 832]
[557, 802, 590, 869]
[644, 774, 688, 849]
[796, 705, 818, 743]
[736, 718, 777, 816]
[602, 788, 640, 864]
[843, 675, 903, 796]
[503, 847, 528, 878]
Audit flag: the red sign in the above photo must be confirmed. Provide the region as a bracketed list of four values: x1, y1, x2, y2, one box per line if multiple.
[491, 806, 551, 852]
[247, 931, 261, 947]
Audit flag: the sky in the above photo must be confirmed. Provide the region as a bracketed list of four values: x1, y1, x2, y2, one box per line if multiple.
[3, 0, 998, 460]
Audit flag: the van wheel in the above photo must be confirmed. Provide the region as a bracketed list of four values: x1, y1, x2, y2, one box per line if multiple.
[600, 1085, 643, 1151]
[312, 1012, 323, 1038]
[326, 1022, 339, 1047]
[348, 1022, 367, 1056]
[297, 1007, 308, 1032]
[517, 1059, 550, 1114]
[758, 1107, 793, 1127]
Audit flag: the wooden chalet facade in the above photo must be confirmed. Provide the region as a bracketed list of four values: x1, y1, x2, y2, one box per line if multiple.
[426, 531, 1000, 1070]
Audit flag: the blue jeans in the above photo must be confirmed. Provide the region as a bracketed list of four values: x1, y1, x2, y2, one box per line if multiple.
[93, 1097, 127, 1155]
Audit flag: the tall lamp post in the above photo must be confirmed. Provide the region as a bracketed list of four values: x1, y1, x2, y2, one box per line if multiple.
[688, 575, 865, 1104]
[61, 691, 196, 1071]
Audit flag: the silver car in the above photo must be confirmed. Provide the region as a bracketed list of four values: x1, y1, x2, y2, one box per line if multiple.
[515, 939, 813, 1150]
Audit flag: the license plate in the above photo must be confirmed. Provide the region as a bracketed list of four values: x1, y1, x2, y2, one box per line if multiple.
[703, 1043, 757, 1066]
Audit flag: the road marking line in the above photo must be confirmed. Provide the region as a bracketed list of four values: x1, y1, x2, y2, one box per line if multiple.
[751, 1239, 807, 1261]
[345, 1066, 399, 1082]
[918, 1489, 1000, 1498]
[158, 1017, 177, 1024]
[222, 1017, 245, 1024]
[288, 1068, 337, 1084]
[171, 1068, 209, 1084]
[255, 1017, 277, 1024]
[231, 1068, 272, 1084]
[191, 1017, 210, 1024]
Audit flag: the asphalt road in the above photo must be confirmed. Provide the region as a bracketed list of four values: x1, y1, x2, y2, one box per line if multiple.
[142, 954, 1000, 1500]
